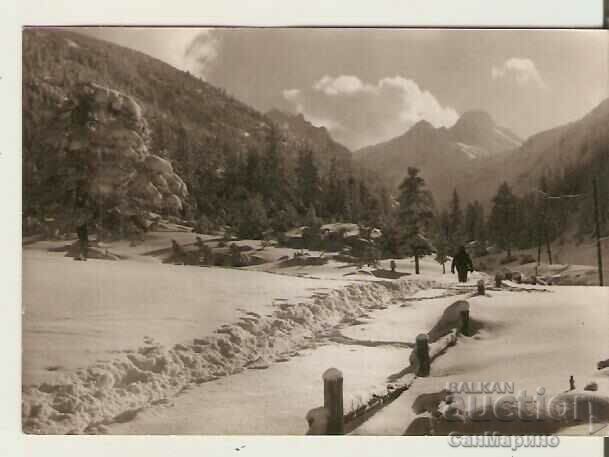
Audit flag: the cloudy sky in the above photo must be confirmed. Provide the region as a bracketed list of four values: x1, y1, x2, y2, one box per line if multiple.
[80, 28, 607, 150]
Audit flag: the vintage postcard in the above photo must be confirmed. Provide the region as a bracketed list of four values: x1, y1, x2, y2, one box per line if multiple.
[21, 27, 609, 439]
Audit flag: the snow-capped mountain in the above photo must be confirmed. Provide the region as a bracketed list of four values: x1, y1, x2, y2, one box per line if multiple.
[354, 110, 522, 205]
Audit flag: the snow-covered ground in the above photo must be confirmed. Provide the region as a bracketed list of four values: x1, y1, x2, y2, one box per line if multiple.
[340, 288, 471, 345]
[478, 236, 609, 286]
[106, 287, 477, 435]
[23, 248, 350, 385]
[24, 233, 607, 436]
[22, 241, 452, 434]
[107, 344, 410, 435]
[353, 286, 609, 435]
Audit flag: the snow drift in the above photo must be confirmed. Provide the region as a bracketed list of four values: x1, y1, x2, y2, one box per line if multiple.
[22, 278, 439, 434]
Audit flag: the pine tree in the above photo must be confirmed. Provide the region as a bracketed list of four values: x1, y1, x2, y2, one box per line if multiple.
[438, 209, 451, 240]
[433, 234, 450, 274]
[271, 201, 300, 233]
[378, 186, 393, 221]
[296, 148, 320, 213]
[518, 192, 540, 250]
[174, 122, 193, 189]
[222, 150, 245, 197]
[464, 200, 485, 243]
[324, 157, 345, 219]
[474, 201, 487, 242]
[245, 149, 264, 195]
[303, 204, 322, 249]
[379, 213, 401, 258]
[448, 188, 464, 249]
[358, 180, 379, 226]
[489, 182, 518, 259]
[262, 126, 285, 208]
[347, 176, 361, 222]
[397, 167, 435, 274]
[237, 194, 269, 239]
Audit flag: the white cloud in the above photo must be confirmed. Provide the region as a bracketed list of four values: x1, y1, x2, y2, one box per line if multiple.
[304, 114, 343, 132]
[283, 74, 458, 149]
[313, 75, 372, 95]
[183, 30, 220, 79]
[282, 88, 304, 114]
[282, 88, 301, 100]
[491, 58, 547, 89]
[378, 76, 459, 128]
[281, 88, 342, 132]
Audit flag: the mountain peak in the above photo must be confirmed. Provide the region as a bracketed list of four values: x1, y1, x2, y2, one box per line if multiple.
[267, 109, 309, 127]
[412, 119, 434, 130]
[453, 110, 495, 132]
[266, 108, 286, 119]
[266, 108, 352, 157]
[405, 119, 436, 137]
[449, 110, 521, 154]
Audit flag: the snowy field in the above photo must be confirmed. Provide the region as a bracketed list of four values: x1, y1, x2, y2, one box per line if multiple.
[23, 248, 350, 385]
[354, 286, 609, 435]
[22, 236, 609, 436]
[22, 241, 449, 434]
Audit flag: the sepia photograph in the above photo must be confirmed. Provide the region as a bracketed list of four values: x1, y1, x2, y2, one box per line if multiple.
[21, 27, 609, 437]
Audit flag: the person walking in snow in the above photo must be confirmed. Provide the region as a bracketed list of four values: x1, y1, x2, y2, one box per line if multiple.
[451, 245, 474, 283]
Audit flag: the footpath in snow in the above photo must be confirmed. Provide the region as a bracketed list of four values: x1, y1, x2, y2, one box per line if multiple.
[106, 286, 475, 435]
[23, 246, 456, 434]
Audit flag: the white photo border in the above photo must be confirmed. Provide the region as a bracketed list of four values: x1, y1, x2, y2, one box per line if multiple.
[2, 1, 605, 456]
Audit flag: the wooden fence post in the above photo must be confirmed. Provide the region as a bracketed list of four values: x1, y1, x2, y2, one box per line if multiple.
[495, 273, 503, 288]
[460, 309, 470, 336]
[477, 279, 485, 295]
[323, 368, 344, 435]
[415, 334, 430, 377]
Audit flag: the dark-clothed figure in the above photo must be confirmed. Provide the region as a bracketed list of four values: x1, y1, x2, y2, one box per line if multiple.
[451, 246, 473, 283]
[76, 222, 88, 261]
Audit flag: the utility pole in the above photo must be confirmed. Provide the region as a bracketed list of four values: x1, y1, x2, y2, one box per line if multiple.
[536, 200, 545, 279]
[545, 226, 553, 265]
[537, 204, 544, 266]
[593, 178, 604, 286]
[543, 197, 553, 265]
[539, 196, 552, 265]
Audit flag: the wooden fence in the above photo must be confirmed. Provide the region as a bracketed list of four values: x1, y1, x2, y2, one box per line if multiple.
[305, 300, 471, 435]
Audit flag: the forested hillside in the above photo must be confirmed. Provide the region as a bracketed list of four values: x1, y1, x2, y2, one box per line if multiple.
[22, 29, 388, 237]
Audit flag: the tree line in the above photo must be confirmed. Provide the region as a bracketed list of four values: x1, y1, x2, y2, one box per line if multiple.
[387, 142, 609, 273]
[185, 126, 392, 240]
